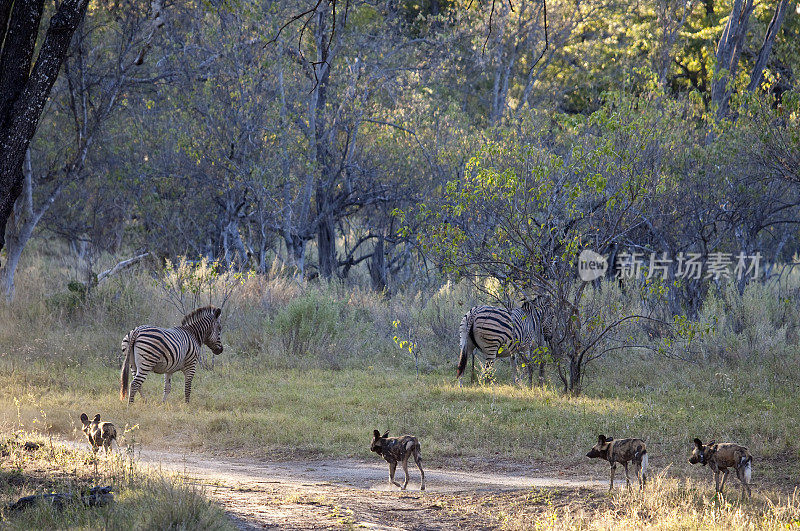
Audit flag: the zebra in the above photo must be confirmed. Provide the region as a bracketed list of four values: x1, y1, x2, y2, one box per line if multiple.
[457, 298, 553, 386]
[120, 306, 223, 404]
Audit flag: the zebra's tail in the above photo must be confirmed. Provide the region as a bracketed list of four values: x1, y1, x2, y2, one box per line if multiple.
[120, 329, 135, 401]
[457, 311, 473, 378]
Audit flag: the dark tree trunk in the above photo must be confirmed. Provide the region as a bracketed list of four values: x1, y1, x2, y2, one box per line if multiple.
[317, 212, 336, 280]
[368, 233, 388, 292]
[0, 0, 90, 255]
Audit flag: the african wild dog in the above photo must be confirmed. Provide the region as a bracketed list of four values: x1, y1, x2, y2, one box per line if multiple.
[586, 434, 648, 490]
[689, 438, 752, 497]
[80, 413, 117, 454]
[370, 430, 425, 491]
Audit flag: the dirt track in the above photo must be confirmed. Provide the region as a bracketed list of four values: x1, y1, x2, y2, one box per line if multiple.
[121, 445, 605, 529]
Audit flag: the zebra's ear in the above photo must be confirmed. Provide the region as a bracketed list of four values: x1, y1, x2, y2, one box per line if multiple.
[214, 308, 221, 318]
[80, 413, 89, 425]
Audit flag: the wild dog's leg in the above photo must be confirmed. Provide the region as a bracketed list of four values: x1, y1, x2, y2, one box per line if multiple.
[634, 460, 642, 490]
[623, 461, 631, 490]
[413, 445, 425, 491]
[389, 461, 402, 489]
[609, 463, 616, 490]
[401, 455, 410, 490]
[719, 469, 730, 494]
[163, 373, 172, 402]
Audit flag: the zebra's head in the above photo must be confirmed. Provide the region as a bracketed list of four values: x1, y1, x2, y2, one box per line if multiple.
[521, 294, 556, 340]
[184, 306, 224, 355]
[206, 307, 224, 355]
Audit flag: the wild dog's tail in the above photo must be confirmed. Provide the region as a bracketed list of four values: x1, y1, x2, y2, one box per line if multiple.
[457, 310, 474, 378]
[742, 455, 752, 483]
[120, 329, 136, 401]
[640, 450, 648, 475]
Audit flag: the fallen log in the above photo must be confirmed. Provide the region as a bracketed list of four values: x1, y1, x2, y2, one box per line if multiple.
[5, 486, 113, 512]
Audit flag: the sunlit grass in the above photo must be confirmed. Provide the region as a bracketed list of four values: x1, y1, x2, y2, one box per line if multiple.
[1, 357, 797, 486]
[0, 431, 232, 529]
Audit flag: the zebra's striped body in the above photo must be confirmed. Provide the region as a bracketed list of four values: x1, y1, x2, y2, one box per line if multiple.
[120, 306, 223, 404]
[457, 299, 552, 385]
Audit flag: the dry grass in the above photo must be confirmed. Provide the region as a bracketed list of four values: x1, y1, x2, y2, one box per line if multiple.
[2, 246, 800, 527]
[0, 431, 233, 530]
[450, 474, 800, 530]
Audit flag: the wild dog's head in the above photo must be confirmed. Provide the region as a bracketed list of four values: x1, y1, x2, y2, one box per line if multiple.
[689, 438, 716, 465]
[371, 429, 390, 454]
[80, 413, 101, 435]
[586, 434, 613, 459]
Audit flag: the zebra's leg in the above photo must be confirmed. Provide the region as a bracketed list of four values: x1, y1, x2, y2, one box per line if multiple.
[471, 349, 476, 384]
[183, 364, 196, 403]
[511, 353, 518, 384]
[129, 370, 150, 405]
[163, 373, 172, 402]
[538, 359, 546, 387]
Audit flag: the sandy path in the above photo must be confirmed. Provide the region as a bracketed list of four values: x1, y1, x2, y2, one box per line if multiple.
[65, 440, 605, 529]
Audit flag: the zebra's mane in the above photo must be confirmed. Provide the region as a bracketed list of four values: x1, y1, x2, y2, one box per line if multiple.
[181, 306, 219, 326]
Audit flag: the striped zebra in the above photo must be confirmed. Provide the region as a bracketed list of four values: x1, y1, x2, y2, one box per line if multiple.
[457, 298, 553, 386]
[120, 306, 223, 404]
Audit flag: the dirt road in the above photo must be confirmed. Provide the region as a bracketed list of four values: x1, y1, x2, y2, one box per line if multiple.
[67, 440, 606, 529]
[135, 447, 607, 529]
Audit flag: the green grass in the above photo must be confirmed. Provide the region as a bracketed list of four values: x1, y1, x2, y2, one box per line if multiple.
[1, 356, 797, 486]
[2, 247, 800, 531]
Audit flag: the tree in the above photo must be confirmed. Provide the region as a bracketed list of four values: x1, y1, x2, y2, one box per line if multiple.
[711, 0, 792, 118]
[409, 97, 676, 394]
[0, 0, 165, 299]
[0, 0, 90, 257]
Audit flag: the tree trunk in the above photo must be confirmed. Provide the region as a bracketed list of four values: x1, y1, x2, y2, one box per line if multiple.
[368, 233, 388, 292]
[710, 0, 754, 119]
[317, 211, 336, 279]
[0, 150, 61, 300]
[0, 0, 90, 254]
[747, 0, 790, 93]
[568, 356, 582, 395]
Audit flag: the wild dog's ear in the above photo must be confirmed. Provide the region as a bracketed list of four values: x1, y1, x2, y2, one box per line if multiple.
[382, 430, 389, 438]
[93, 414, 101, 422]
[373, 429, 381, 440]
[693, 438, 703, 448]
[80, 413, 89, 425]
[598, 434, 606, 444]
[214, 308, 221, 318]
[707, 440, 716, 447]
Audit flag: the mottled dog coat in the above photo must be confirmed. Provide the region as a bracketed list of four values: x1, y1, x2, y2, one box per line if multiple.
[80, 413, 117, 454]
[370, 430, 425, 491]
[586, 434, 648, 490]
[689, 438, 752, 497]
